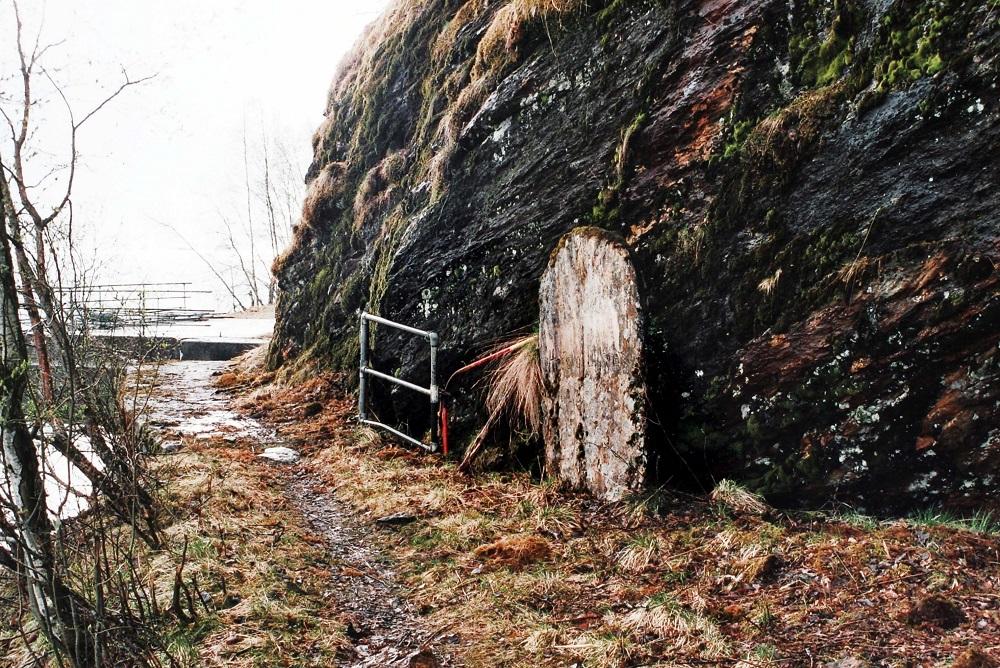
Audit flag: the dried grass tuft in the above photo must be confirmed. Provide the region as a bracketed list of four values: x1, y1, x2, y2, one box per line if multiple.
[484, 334, 543, 435]
[302, 162, 348, 228]
[743, 82, 845, 171]
[473, 0, 583, 78]
[432, 0, 491, 63]
[617, 534, 660, 573]
[619, 596, 730, 659]
[473, 534, 552, 569]
[711, 479, 770, 515]
[837, 255, 873, 288]
[757, 267, 783, 296]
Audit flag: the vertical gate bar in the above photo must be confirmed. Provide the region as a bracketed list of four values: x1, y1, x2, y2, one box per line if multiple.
[429, 332, 439, 450]
[359, 313, 368, 422]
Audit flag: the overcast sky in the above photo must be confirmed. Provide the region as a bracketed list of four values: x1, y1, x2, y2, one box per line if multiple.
[0, 1, 389, 310]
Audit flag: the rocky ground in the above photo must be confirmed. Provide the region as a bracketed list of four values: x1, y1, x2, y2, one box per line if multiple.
[137, 352, 1000, 667]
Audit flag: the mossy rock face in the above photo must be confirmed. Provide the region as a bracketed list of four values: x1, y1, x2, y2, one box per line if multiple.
[272, 0, 1000, 513]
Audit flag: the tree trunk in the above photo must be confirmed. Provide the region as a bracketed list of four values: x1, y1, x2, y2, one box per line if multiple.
[12, 242, 54, 403]
[0, 211, 93, 665]
[539, 227, 647, 501]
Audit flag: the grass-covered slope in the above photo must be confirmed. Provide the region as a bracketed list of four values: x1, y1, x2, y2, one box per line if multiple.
[271, 0, 1000, 512]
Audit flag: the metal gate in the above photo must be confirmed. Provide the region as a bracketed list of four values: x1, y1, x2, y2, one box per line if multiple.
[358, 312, 439, 452]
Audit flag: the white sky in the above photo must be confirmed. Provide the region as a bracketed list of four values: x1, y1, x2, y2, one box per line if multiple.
[0, 1, 389, 310]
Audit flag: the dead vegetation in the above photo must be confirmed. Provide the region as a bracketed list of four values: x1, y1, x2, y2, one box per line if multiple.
[474, 534, 552, 570]
[221, 361, 1000, 667]
[154, 447, 348, 667]
[742, 82, 847, 180]
[274, 0, 590, 307]
[473, 0, 584, 79]
[484, 333, 543, 434]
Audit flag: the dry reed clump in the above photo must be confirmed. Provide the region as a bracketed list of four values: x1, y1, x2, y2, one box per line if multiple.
[484, 334, 543, 434]
[473, 534, 552, 569]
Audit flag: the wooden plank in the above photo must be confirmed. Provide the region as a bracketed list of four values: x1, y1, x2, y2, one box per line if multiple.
[539, 227, 646, 501]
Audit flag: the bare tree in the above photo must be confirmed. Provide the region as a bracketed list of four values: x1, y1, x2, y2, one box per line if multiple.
[212, 120, 302, 309]
[0, 153, 94, 665]
[158, 218, 249, 311]
[0, 3, 169, 664]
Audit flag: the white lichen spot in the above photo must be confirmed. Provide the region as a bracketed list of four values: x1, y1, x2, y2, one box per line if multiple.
[491, 118, 511, 144]
[907, 471, 938, 493]
[849, 404, 880, 425]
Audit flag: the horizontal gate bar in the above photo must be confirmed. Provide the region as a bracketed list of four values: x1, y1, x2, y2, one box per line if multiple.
[360, 418, 435, 452]
[362, 366, 432, 396]
[361, 312, 437, 341]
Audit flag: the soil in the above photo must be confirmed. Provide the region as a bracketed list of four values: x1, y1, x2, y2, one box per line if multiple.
[289, 472, 449, 667]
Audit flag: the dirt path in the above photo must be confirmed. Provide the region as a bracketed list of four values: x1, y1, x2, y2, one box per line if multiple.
[147, 361, 446, 668]
[289, 473, 443, 667]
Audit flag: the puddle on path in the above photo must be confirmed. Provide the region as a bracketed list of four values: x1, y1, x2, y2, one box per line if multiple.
[143, 361, 277, 445]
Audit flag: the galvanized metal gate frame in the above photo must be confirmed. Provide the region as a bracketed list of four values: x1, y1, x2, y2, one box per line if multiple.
[358, 312, 439, 452]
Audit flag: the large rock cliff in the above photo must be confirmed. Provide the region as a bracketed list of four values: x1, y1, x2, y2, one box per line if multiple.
[271, 0, 999, 513]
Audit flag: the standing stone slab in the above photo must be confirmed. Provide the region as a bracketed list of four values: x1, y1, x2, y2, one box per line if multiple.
[539, 227, 646, 501]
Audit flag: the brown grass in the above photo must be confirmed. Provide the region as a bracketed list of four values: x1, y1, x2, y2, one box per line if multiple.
[219, 361, 1000, 667]
[352, 150, 409, 231]
[326, 0, 431, 106]
[743, 82, 846, 171]
[484, 334, 543, 434]
[710, 479, 770, 515]
[301, 162, 348, 229]
[429, 75, 493, 199]
[432, 0, 491, 63]
[429, 0, 583, 199]
[757, 267, 783, 296]
[953, 649, 1000, 668]
[474, 534, 552, 569]
[837, 254, 872, 284]
[473, 0, 584, 79]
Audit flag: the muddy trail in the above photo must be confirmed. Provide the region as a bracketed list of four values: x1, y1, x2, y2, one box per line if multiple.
[146, 361, 448, 668]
